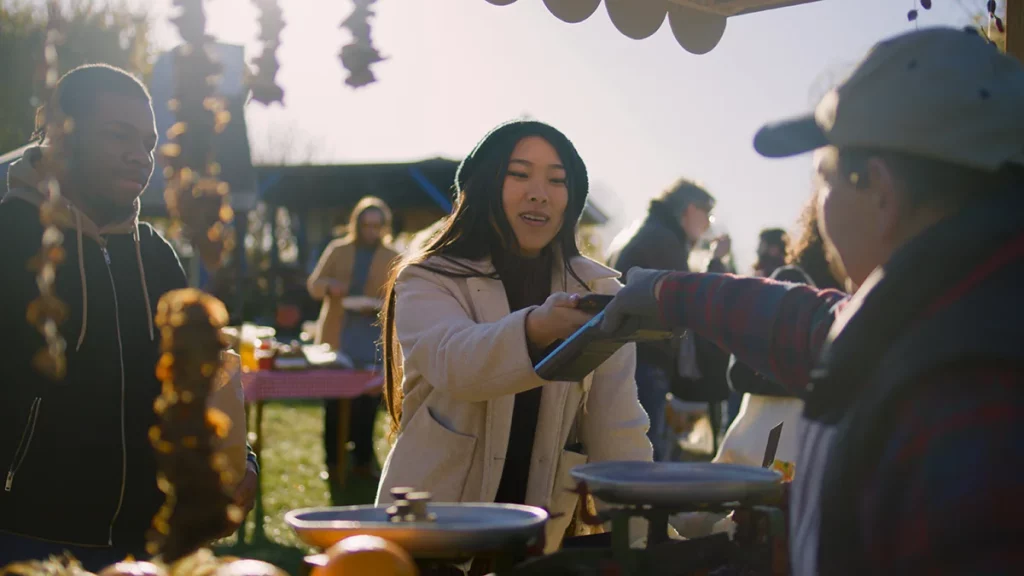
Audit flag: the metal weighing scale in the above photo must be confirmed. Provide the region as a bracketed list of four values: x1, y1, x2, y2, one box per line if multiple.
[286, 461, 787, 576]
[286, 489, 549, 575]
[496, 461, 787, 576]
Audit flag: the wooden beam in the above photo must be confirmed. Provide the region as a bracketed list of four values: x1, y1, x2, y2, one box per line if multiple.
[1008, 0, 1023, 63]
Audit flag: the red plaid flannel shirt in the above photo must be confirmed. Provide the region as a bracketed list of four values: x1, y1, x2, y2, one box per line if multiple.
[657, 272, 1024, 574]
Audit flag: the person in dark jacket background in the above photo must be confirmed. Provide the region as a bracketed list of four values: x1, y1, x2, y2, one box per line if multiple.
[609, 179, 731, 460]
[0, 65, 257, 569]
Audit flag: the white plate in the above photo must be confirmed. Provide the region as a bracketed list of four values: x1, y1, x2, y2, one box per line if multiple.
[342, 296, 382, 311]
[570, 461, 781, 507]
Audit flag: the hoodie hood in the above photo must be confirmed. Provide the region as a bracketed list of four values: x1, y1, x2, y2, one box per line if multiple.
[4, 146, 154, 349]
[6, 146, 141, 241]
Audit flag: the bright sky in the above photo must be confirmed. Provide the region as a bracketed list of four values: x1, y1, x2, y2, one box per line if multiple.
[141, 0, 982, 269]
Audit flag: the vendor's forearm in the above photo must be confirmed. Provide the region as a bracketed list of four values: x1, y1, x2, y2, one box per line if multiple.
[656, 272, 847, 396]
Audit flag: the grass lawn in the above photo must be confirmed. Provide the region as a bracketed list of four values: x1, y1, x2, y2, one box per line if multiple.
[208, 400, 714, 574]
[213, 400, 391, 574]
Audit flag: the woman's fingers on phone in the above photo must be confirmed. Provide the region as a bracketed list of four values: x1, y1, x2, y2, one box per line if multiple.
[548, 292, 580, 308]
[561, 308, 593, 329]
[554, 316, 591, 340]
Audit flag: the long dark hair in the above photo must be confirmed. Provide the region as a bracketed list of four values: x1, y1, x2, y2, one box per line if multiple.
[381, 122, 589, 436]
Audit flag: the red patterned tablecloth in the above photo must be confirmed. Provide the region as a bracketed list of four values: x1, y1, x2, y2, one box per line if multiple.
[240, 369, 383, 402]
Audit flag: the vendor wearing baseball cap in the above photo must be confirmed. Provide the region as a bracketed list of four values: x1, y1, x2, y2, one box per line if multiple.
[602, 26, 1024, 575]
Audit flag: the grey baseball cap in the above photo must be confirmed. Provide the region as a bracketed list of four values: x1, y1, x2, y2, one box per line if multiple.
[754, 27, 1024, 170]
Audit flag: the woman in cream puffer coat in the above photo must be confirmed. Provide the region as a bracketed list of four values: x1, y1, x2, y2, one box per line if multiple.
[375, 121, 653, 553]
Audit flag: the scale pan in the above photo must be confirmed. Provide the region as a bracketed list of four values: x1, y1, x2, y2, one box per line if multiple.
[286, 503, 548, 558]
[571, 461, 782, 507]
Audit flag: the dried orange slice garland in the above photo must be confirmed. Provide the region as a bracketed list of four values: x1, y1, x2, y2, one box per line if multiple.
[249, 0, 286, 105]
[147, 289, 240, 563]
[340, 0, 384, 88]
[160, 0, 235, 273]
[27, 0, 70, 381]
[908, 0, 1005, 35]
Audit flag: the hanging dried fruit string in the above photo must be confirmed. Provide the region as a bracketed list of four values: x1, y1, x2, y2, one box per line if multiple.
[161, 0, 235, 273]
[147, 289, 240, 562]
[148, 1, 239, 563]
[907, 0, 931, 22]
[249, 0, 286, 105]
[908, 0, 1004, 34]
[988, 0, 1006, 33]
[27, 0, 70, 381]
[340, 0, 384, 88]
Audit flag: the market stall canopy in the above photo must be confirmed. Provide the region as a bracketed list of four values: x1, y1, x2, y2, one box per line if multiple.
[258, 158, 460, 214]
[484, 0, 821, 54]
[257, 158, 610, 226]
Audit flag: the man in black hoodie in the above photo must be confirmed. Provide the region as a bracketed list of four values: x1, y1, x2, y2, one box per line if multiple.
[0, 64, 257, 568]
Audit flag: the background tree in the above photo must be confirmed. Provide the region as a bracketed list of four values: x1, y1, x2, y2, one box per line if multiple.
[249, 119, 328, 166]
[0, 0, 152, 154]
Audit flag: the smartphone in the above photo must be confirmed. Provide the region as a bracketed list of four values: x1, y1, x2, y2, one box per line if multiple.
[576, 294, 614, 314]
[534, 311, 673, 381]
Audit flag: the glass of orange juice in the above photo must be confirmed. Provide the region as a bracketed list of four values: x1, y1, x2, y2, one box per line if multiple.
[239, 323, 259, 372]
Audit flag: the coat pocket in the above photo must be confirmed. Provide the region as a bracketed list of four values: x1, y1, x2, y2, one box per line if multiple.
[4, 397, 43, 493]
[383, 406, 477, 503]
[544, 448, 589, 553]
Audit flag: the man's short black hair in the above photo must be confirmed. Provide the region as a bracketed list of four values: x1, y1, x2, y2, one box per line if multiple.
[653, 178, 716, 218]
[34, 64, 152, 142]
[759, 227, 789, 249]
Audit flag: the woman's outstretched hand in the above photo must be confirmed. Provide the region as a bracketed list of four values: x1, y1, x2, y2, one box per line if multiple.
[601, 267, 670, 336]
[526, 292, 593, 350]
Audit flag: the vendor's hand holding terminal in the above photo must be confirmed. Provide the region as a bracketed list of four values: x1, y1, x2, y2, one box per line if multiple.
[601, 267, 670, 336]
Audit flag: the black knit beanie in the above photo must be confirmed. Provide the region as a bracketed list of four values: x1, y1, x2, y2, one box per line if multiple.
[455, 120, 590, 224]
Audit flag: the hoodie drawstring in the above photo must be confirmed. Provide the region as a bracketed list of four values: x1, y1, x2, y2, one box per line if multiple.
[134, 229, 155, 341]
[75, 210, 88, 352]
[6, 152, 155, 346]
[74, 211, 155, 347]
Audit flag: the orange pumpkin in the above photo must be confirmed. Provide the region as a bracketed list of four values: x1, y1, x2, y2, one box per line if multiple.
[312, 535, 418, 576]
